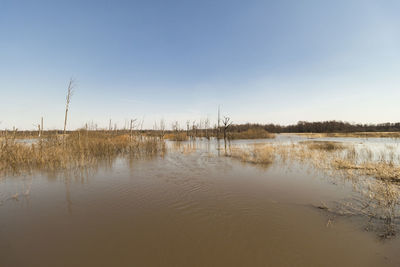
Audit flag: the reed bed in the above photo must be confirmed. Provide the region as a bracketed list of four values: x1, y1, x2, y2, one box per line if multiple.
[164, 132, 189, 141]
[228, 141, 400, 182]
[228, 129, 275, 140]
[0, 131, 166, 176]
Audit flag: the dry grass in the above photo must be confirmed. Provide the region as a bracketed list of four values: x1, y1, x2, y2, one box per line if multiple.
[228, 129, 275, 140]
[228, 141, 400, 182]
[229, 144, 275, 166]
[0, 131, 166, 176]
[301, 141, 345, 151]
[164, 132, 189, 141]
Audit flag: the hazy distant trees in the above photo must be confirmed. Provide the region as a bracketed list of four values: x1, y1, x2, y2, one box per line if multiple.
[227, 121, 400, 134]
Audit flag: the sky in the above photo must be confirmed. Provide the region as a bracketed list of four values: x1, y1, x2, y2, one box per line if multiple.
[1, 0, 400, 130]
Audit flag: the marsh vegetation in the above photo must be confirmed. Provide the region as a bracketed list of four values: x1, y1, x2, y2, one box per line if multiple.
[2, 133, 400, 266]
[0, 131, 165, 177]
[227, 139, 400, 238]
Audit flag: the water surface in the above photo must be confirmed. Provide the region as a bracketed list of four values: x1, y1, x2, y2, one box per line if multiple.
[1, 136, 400, 266]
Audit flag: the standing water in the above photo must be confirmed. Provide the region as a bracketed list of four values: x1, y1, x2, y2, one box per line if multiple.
[1, 135, 400, 266]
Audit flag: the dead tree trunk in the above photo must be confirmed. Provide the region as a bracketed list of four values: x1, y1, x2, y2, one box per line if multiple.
[130, 119, 138, 142]
[217, 105, 221, 140]
[222, 116, 232, 141]
[222, 116, 232, 153]
[63, 79, 75, 141]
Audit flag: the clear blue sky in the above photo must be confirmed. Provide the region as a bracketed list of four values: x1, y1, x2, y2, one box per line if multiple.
[1, 0, 399, 130]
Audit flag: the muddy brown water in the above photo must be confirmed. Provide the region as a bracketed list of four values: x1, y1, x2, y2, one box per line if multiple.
[1, 137, 400, 266]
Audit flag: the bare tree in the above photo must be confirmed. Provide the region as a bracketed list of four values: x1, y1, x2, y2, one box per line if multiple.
[159, 119, 166, 139]
[186, 120, 190, 137]
[204, 117, 210, 139]
[139, 117, 145, 140]
[217, 105, 221, 139]
[32, 123, 40, 137]
[222, 116, 232, 141]
[63, 78, 75, 137]
[172, 121, 179, 132]
[192, 120, 197, 138]
[130, 119, 137, 142]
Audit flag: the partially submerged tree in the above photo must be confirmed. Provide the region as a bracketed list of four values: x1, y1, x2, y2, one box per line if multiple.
[217, 105, 221, 139]
[222, 116, 232, 140]
[204, 118, 210, 139]
[186, 120, 190, 137]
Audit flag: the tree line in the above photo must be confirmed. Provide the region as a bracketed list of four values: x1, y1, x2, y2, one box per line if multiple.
[228, 121, 400, 133]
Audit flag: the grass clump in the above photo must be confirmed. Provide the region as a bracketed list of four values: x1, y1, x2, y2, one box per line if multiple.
[301, 141, 346, 151]
[229, 144, 275, 166]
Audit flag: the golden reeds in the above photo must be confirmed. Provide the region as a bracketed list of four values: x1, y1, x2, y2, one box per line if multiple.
[228, 141, 400, 182]
[164, 132, 189, 141]
[0, 131, 165, 176]
[228, 144, 275, 166]
[228, 129, 275, 140]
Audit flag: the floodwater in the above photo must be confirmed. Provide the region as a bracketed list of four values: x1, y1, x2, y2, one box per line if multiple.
[1, 136, 400, 266]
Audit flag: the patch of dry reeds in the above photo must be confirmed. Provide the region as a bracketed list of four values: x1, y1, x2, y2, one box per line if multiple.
[0, 131, 165, 176]
[228, 129, 275, 140]
[301, 141, 345, 151]
[229, 144, 275, 166]
[228, 141, 400, 183]
[164, 132, 189, 141]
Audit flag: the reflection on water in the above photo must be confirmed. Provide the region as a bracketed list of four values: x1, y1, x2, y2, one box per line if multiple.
[1, 135, 400, 266]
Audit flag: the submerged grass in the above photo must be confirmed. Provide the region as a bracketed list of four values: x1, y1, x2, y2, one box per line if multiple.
[228, 141, 400, 183]
[0, 131, 166, 176]
[227, 140, 400, 237]
[301, 141, 346, 151]
[229, 144, 275, 166]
